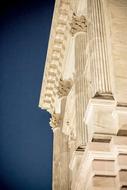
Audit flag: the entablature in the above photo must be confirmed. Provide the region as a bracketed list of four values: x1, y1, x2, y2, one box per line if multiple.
[39, 0, 73, 113]
[39, 0, 88, 114]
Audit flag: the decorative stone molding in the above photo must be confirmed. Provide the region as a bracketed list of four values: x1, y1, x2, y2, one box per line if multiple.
[70, 13, 87, 36]
[39, 0, 127, 189]
[49, 112, 62, 130]
[39, 0, 72, 113]
[56, 78, 73, 98]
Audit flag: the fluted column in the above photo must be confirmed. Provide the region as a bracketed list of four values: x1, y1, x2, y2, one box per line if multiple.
[87, 0, 112, 97]
[52, 127, 61, 190]
[59, 98, 70, 190]
[75, 33, 88, 147]
[59, 132, 70, 190]
[52, 126, 70, 190]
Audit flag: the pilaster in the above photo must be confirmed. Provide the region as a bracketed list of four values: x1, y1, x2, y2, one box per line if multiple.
[87, 0, 112, 97]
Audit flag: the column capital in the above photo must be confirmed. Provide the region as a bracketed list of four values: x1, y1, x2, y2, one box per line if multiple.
[70, 13, 87, 36]
[49, 112, 62, 130]
[56, 77, 73, 98]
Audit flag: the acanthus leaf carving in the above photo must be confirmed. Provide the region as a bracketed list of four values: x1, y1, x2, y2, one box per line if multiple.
[49, 112, 62, 130]
[70, 13, 87, 36]
[56, 77, 73, 98]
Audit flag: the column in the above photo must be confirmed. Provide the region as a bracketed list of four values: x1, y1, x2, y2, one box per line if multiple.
[52, 126, 70, 190]
[87, 0, 112, 97]
[59, 132, 70, 190]
[75, 33, 88, 147]
[52, 127, 61, 190]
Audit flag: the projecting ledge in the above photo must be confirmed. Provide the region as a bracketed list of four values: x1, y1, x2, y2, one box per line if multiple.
[84, 98, 117, 141]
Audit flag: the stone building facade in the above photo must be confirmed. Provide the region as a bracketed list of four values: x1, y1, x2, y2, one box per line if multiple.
[39, 0, 127, 189]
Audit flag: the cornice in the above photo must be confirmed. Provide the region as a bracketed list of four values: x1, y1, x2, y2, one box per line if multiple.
[39, 0, 88, 114]
[39, 0, 73, 113]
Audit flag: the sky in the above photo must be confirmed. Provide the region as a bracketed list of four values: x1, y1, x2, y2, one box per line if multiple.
[0, 0, 55, 189]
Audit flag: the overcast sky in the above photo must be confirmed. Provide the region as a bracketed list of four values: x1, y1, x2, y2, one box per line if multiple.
[0, 0, 55, 189]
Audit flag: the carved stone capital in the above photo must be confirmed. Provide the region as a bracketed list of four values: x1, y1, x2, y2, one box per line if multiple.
[56, 78, 73, 98]
[70, 13, 87, 36]
[49, 112, 61, 129]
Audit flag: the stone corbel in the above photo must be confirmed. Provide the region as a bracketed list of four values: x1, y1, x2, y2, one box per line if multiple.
[70, 13, 87, 36]
[49, 112, 62, 130]
[56, 78, 73, 98]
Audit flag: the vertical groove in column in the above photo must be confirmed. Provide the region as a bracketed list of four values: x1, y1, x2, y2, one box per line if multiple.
[88, 0, 112, 96]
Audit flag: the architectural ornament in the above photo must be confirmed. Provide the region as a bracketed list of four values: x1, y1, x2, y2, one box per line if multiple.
[70, 13, 87, 36]
[39, 0, 127, 189]
[56, 78, 73, 98]
[49, 112, 61, 129]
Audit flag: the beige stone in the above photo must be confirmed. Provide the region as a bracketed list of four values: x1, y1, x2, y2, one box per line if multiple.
[39, 0, 127, 189]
